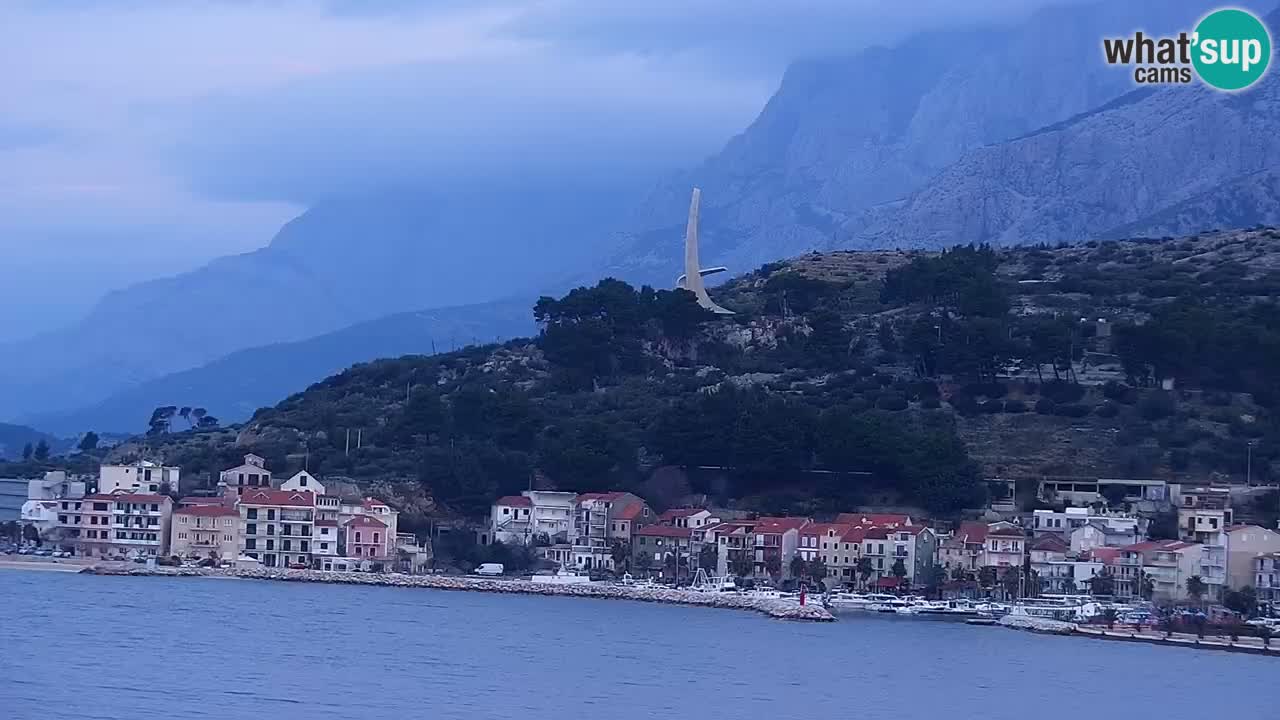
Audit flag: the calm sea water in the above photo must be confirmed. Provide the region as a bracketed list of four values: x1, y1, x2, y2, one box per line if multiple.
[1, 571, 1274, 720]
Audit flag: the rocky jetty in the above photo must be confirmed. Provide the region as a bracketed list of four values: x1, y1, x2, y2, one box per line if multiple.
[82, 565, 834, 622]
[998, 615, 1076, 635]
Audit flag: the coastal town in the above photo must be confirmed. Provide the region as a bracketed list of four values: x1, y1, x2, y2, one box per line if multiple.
[4, 454, 1280, 631]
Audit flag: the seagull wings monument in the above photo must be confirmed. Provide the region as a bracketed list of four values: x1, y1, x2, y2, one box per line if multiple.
[676, 188, 734, 315]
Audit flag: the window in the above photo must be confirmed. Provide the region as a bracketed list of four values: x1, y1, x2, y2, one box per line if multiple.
[301, 541, 309, 552]
[266, 539, 274, 550]
[267, 524, 275, 535]
[320, 542, 328, 550]
[178, 532, 187, 540]
[58, 515, 67, 524]
[355, 531, 362, 543]
[299, 476, 308, 487]
[147, 517, 157, 526]
[267, 509, 276, 521]
[503, 507, 510, 515]
[283, 540, 292, 551]
[246, 539, 257, 550]
[246, 523, 257, 535]
[373, 533, 380, 544]
[247, 509, 258, 520]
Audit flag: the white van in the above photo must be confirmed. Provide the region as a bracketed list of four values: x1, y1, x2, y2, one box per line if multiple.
[474, 563, 504, 576]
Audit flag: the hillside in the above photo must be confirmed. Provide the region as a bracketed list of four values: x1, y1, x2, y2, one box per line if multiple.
[112, 228, 1280, 526]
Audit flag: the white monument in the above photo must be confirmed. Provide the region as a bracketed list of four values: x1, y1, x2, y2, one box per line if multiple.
[676, 188, 734, 315]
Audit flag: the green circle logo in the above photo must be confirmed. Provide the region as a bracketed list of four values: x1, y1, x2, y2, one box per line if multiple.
[1193, 8, 1272, 90]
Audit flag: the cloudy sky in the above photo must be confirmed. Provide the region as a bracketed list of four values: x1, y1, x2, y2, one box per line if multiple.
[0, 0, 1061, 341]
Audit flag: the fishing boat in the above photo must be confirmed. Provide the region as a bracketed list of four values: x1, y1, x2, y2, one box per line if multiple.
[917, 599, 981, 617]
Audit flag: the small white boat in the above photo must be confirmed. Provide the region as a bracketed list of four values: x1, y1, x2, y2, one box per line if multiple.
[825, 592, 874, 610]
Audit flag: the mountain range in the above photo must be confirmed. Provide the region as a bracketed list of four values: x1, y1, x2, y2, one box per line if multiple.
[9, 0, 1280, 435]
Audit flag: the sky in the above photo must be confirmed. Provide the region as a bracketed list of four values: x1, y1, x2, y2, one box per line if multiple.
[0, 0, 1065, 342]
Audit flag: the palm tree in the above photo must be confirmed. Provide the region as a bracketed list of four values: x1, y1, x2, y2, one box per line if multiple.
[1186, 575, 1207, 606]
[856, 557, 874, 590]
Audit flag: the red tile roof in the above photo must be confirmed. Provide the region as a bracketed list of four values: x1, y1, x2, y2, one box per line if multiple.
[1030, 534, 1070, 552]
[957, 521, 990, 544]
[635, 525, 692, 539]
[85, 493, 171, 504]
[801, 522, 853, 539]
[836, 513, 910, 527]
[702, 521, 754, 536]
[239, 489, 316, 507]
[495, 495, 532, 507]
[1084, 547, 1121, 565]
[863, 527, 891, 540]
[361, 498, 390, 510]
[175, 504, 238, 518]
[615, 504, 645, 520]
[841, 526, 869, 543]
[577, 491, 626, 504]
[344, 515, 388, 529]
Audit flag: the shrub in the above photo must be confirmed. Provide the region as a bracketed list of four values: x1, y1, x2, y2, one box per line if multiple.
[1003, 400, 1028, 414]
[1139, 392, 1176, 420]
[1054, 403, 1091, 418]
[950, 394, 979, 416]
[1043, 380, 1085, 404]
[980, 400, 1003, 414]
[1035, 398, 1057, 414]
[1204, 391, 1232, 407]
[1170, 449, 1191, 471]
[876, 394, 909, 411]
[921, 397, 942, 410]
[1102, 380, 1130, 401]
[1095, 401, 1119, 418]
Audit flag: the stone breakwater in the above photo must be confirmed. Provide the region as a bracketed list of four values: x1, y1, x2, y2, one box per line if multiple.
[82, 565, 834, 622]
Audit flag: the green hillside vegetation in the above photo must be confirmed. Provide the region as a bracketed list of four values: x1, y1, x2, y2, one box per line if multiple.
[106, 228, 1280, 526]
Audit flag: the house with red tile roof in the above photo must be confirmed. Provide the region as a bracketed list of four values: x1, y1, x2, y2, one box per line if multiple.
[632, 524, 695, 580]
[1116, 539, 1202, 600]
[74, 491, 174, 560]
[753, 517, 811, 580]
[238, 489, 316, 569]
[984, 522, 1026, 569]
[344, 514, 390, 562]
[171, 501, 239, 561]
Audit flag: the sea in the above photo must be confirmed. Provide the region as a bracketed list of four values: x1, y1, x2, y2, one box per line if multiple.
[0, 570, 1274, 720]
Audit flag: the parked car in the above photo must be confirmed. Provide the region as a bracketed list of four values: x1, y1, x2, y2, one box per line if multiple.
[474, 563, 505, 576]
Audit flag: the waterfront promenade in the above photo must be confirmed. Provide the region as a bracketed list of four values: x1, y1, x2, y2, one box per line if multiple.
[79, 563, 836, 621]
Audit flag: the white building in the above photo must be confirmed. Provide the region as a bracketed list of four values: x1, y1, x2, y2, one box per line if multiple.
[489, 491, 576, 545]
[1068, 518, 1144, 554]
[99, 461, 180, 495]
[280, 471, 324, 494]
[1173, 485, 1233, 544]
[1034, 508, 1141, 540]
[220, 454, 273, 495]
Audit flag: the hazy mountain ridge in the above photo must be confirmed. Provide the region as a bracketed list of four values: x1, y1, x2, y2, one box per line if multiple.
[0, 181, 640, 421]
[31, 299, 536, 435]
[603, 0, 1214, 285]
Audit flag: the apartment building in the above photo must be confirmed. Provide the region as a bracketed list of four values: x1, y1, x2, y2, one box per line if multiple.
[238, 488, 315, 568]
[984, 522, 1026, 568]
[74, 492, 173, 559]
[1174, 486, 1233, 544]
[170, 502, 239, 561]
[1256, 553, 1280, 604]
[753, 517, 808, 580]
[99, 461, 180, 495]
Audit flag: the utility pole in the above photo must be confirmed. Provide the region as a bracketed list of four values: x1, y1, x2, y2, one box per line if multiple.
[1247, 440, 1256, 485]
[345, 429, 350, 457]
